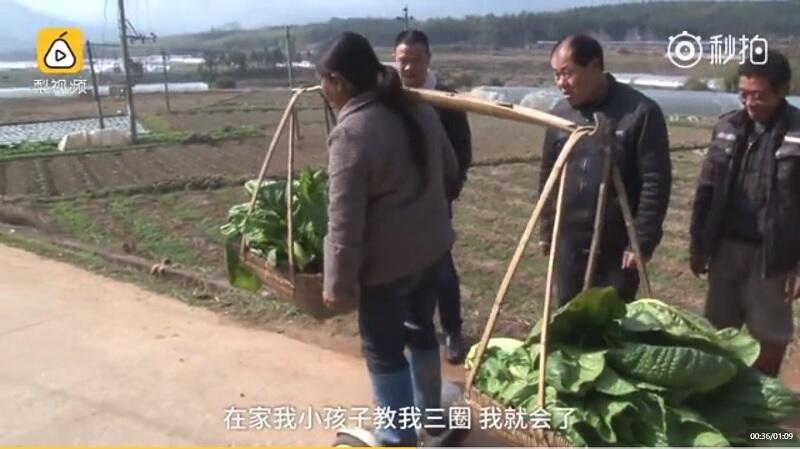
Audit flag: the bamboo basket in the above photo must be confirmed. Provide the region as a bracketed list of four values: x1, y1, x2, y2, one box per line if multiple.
[239, 250, 331, 320]
[456, 107, 653, 447]
[238, 86, 337, 321]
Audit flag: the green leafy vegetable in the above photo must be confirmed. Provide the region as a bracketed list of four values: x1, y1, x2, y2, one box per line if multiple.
[221, 168, 328, 282]
[471, 288, 800, 447]
[607, 343, 736, 395]
[223, 236, 262, 292]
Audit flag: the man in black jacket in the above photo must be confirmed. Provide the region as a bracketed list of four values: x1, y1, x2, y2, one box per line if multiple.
[690, 50, 800, 377]
[395, 30, 473, 364]
[539, 34, 672, 305]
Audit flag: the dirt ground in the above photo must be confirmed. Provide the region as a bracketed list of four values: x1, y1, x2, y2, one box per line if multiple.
[0, 239, 512, 446]
[0, 242, 373, 446]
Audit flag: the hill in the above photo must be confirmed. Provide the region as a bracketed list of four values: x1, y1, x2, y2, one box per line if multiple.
[150, 1, 800, 54]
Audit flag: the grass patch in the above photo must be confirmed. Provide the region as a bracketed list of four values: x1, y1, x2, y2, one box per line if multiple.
[158, 191, 227, 244]
[0, 140, 60, 157]
[48, 199, 113, 246]
[0, 125, 263, 162]
[209, 124, 260, 139]
[137, 124, 261, 145]
[107, 196, 200, 266]
[139, 113, 174, 134]
[138, 131, 191, 145]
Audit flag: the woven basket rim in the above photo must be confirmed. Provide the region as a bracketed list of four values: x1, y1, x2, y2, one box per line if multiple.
[240, 249, 339, 320]
[464, 386, 572, 447]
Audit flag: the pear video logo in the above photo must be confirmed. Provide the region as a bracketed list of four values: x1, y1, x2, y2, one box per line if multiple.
[45, 32, 76, 69]
[37, 28, 84, 74]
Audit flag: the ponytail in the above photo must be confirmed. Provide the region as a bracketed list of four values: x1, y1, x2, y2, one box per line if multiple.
[377, 66, 428, 190]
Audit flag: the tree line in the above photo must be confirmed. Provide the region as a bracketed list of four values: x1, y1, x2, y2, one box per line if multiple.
[158, 1, 800, 54]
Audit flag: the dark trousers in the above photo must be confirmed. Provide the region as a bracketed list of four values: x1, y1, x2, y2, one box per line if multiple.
[359, 254, 445, 374]
[705, 239, 792, 376]
[555, 233, 639, 306]
[437, 250, 462, 336]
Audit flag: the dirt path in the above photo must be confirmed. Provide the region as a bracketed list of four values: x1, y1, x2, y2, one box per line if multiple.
[0, 243, 374, 446]
[2, 238, 798, 445]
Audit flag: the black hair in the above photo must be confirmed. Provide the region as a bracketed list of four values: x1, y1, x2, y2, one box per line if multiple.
[738, 50, 792, 92]
[551, 34, 604, 71]
[317, 32, 427, 187]
[394, 29, 431, 55]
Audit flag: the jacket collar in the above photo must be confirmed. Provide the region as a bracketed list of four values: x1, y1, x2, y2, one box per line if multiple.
[337, 89, 380, 122]
[729, 99, 791, 137]
[577, 73, 618, 112]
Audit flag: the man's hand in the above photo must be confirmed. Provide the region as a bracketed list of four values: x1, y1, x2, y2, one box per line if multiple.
[786, 275, 800, 302]
[621, 250, 649, 270]
[690, 253, 708, 278]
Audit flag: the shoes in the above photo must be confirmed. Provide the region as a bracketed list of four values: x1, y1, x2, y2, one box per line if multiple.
[445, 333, 466, 364]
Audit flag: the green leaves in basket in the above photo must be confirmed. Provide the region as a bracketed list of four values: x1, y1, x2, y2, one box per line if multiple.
[527, 287, 626, 347]
[470, 288, 800, 447]
[223, 235, 262, 292]
[221, 168, 328, 277]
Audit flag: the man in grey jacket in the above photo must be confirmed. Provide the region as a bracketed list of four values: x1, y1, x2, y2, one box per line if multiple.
[539, 34, 672, 304]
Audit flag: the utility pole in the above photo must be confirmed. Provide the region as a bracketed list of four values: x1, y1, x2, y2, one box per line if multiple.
[396, 5, 414, 31]
[285, 26, 294, 88]
[161, 48, 171, 113]
[85, 41, 105, 129]
[118, 0, 138, 142]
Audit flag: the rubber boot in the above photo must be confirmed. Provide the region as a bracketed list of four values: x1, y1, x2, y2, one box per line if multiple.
[753, 342, 787, 377]
[368, 369, 418, 447]
[407, 346, 443, 433]
[444, 333, 466, 364]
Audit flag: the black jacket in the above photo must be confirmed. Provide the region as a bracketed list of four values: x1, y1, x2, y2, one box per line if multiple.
[434, 82, 473, 200]
[539, 75, 672, 259]
[690, 101, 800, 277]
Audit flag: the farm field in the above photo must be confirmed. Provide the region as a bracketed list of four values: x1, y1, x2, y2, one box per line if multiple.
[0, 89, 709, 199]
[21, 150, 711, 338]
[2, 87, 787, 349]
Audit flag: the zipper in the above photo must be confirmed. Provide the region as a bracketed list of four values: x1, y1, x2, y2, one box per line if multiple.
[741, 132, 771, 278]
[714, 138, 739, 257]
[762, 131, 783, 278]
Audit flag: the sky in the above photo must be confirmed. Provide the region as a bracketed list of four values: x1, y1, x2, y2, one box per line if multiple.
[17, 0, 641, 36]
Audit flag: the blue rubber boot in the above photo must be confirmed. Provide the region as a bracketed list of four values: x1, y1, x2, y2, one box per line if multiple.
[407, 346, 442, 430]
[368, 369, 418, 446]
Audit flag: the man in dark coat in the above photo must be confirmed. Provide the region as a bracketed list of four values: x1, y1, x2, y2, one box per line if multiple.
[395, 29, 473, 364]
[539, 34, 672, 305]
[690, 50, 800, 377]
